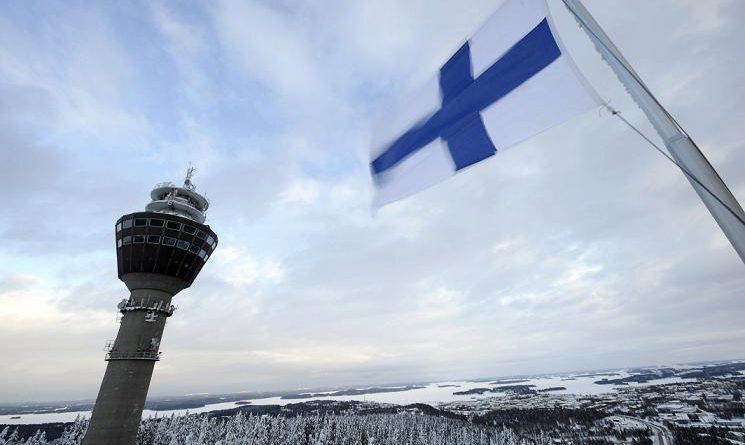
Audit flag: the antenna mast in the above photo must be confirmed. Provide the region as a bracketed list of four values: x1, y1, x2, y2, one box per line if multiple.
[184, 164, 196, 191]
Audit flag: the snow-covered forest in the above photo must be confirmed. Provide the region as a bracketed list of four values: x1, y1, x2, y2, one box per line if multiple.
[1, 412, 549, 445]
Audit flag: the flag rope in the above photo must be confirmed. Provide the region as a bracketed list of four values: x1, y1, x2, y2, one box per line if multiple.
[560, 0, 690, 138]
[559, 0, 739, 209]
[607, 106, 745, 228]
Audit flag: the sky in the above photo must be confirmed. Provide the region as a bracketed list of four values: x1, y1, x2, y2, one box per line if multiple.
[0, 0, 743, 403]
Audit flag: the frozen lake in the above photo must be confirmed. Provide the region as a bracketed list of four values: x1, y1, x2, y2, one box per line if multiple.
[0, 372, 692, 425]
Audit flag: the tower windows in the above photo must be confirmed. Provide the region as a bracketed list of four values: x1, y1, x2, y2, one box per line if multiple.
[196, 230, 206, 240]
[122, 219, 133, 229]
[206, 235, 215, 247]
[198, 249, 207, 259]
[182, 225, 196, 235]
[162, 237, 176, 247]
[149, 218, 164, 227]
[188, 244, 200, 254]
[166, 221, 181, 231]
[147, 235, 161, 244]
[123, 236, 132, 245]
[133, 235, 146, 244]
[176, 240, 190, 250]
[117, 239, 123, 248]
[116, 222, 122, 232]
[134, 218, 148, 227]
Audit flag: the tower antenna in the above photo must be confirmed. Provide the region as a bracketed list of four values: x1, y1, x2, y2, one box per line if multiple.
[184, 163, 196, 191]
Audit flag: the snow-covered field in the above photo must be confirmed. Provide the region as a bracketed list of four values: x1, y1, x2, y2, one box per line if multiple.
[0, 372, 693, 425]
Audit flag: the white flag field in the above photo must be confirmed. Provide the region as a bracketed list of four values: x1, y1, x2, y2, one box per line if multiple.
[370, 0, 602, 209]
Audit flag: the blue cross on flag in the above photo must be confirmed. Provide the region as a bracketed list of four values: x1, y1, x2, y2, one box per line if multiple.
[370, 0, 600, 209]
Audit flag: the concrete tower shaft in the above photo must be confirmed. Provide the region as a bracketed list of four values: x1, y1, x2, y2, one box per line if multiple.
[84, 171, 217, 445]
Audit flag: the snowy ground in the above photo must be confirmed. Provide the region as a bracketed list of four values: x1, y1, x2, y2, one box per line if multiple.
[0, 370, 698, 425]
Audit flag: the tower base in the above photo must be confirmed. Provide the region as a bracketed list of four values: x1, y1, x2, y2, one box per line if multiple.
[82, 274, 186, 445]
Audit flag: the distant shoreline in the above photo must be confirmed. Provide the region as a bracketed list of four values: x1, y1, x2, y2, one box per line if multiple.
[2, 358, 743, 423]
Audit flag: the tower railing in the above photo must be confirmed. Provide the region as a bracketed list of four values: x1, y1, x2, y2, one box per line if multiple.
[105, 350, 161, 361]
[118, 298, 176, 317]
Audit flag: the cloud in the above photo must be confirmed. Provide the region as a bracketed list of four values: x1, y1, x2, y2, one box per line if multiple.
[215, 246, 285, 286]
[0, 272, 113, 401]
[0, 5, 148, 142]
[211, 0, 327, 101]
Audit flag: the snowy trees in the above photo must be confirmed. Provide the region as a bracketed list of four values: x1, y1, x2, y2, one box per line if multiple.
[0, 412, 548, 445]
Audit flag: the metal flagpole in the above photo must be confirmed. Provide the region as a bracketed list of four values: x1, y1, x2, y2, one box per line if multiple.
[561, 0, 745, 264]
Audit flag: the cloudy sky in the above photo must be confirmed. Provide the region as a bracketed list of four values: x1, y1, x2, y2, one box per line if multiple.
[1, 0, 743, 403]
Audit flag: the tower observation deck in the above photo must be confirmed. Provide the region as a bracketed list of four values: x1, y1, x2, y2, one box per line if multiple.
[83, 168, 218, 445]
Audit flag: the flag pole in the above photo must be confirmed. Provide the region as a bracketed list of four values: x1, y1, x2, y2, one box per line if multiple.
[561, 0, 745, 264]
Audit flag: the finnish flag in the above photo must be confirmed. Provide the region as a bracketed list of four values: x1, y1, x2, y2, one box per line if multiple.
[370, 0, 601, 208]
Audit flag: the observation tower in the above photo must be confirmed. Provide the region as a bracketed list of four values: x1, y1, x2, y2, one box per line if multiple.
[83, 168, 218, 445]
